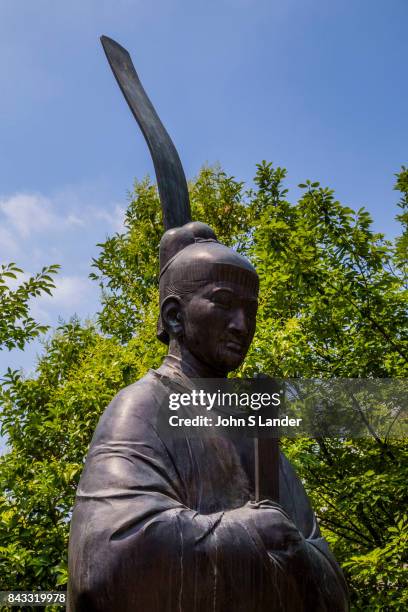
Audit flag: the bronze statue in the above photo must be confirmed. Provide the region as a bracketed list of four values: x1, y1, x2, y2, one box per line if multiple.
[67, 37, 349, 611]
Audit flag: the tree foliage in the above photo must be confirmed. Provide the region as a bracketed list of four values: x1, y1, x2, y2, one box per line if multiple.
[1, 164, 407, 610]
[0, 263, 59, 351]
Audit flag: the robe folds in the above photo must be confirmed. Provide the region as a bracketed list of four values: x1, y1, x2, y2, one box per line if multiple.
[68, 363, 349, 611]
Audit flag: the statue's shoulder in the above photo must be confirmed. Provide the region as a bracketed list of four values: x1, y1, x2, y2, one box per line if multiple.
[110, 368, 167, 409]
[90, 369, 169, 445]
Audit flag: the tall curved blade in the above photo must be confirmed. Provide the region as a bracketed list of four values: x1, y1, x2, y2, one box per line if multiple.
[101, 35, 191, 230]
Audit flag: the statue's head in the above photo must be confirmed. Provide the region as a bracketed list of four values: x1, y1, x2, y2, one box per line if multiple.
[158, 221, 259, 374]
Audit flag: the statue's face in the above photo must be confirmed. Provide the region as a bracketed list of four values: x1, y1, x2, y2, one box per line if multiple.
[181, 280, 258, 373]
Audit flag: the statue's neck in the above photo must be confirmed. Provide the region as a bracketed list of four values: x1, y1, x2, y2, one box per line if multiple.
[166, 339, 227, 379]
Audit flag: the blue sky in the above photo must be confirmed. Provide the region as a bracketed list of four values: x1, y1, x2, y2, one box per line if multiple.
[0, 0, 407, 376]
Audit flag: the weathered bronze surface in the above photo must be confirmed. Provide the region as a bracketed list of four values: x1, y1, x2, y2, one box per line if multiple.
[67, 37, 349, 611]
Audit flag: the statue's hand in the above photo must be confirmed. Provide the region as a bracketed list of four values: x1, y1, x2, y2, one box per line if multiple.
[227, 500, 303, 552]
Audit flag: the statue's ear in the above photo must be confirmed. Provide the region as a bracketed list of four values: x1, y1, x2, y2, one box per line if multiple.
[161, 296, 183, 339]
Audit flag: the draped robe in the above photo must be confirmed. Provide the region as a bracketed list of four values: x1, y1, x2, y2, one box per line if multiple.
[68, 359, 349, 611]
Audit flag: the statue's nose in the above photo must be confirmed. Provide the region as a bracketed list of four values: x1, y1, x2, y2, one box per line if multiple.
[228, 307, 249, 337]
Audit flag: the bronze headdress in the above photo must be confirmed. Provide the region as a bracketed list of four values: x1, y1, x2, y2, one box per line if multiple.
[100, 36, 259, 344]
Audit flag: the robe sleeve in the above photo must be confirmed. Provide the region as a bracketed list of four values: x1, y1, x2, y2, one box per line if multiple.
[68, 381, 349, 612]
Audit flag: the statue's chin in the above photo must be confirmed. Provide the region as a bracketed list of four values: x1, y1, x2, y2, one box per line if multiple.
[185, 341, 248, 375]
[216, 348, 246, 373]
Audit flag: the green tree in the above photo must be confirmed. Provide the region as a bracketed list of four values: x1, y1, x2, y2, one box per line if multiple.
[242, 162, 407, 610]
[394, 165, 408, 275]
[0, 263, 59, 351]
[0, 165, 406, 610]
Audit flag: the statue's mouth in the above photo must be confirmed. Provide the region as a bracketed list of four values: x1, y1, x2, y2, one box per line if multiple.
[225, 340, 246, 353]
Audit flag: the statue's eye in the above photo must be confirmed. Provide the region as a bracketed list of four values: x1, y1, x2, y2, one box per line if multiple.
[211, 291, 233, 308]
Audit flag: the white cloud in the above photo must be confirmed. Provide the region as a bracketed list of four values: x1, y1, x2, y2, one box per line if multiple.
[66, 214, 85, 227]
[40, 275, 94, 309]
[89, 203, 126, 233]
[0, 193, 55, 237]
[0, 227, 19, 257]
[0, 184, 127, 257]
[0, 192, 85, 238]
